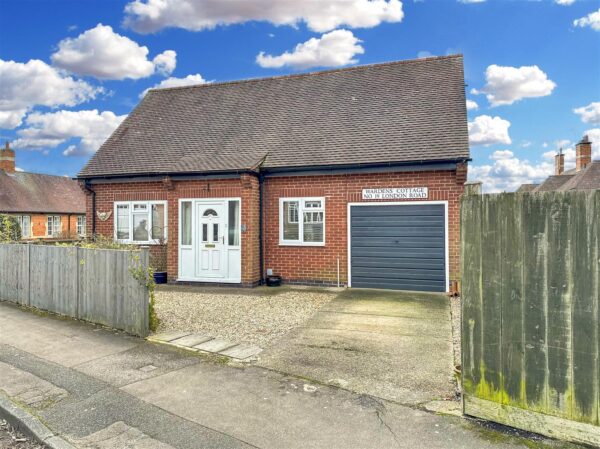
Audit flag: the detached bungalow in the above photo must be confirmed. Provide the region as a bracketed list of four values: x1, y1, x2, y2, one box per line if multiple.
[78, 55, 470, 292]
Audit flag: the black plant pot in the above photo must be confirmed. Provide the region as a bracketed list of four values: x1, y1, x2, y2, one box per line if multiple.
[266, 275, 282, 287]
[153, 271, 168, 284]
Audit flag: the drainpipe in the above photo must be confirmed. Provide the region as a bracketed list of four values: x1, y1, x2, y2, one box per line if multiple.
[83, 180, 96, 236]
[258, 173, 265, 285]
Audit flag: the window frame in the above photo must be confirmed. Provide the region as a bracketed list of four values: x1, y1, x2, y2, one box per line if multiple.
[113, 200, 168, 245]
[76, 215, 86, 237]
[279, 197, 326, 246]
[16, 215, 31, 239]
[47, 215, 61, 237]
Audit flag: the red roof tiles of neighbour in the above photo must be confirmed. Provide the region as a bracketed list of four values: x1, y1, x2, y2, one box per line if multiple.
[0, 171, 85, 214]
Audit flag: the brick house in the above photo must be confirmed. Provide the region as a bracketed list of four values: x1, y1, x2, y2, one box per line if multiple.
[78, 55, 470, 292]
[0, 143, 86, 240]
[517, 135, 599, 192]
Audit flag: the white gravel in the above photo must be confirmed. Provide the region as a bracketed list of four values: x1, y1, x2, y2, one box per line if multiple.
[450, 295, 461, 368]
[154, 287, 337, 347]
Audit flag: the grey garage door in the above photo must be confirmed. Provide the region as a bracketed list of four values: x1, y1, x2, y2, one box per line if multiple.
[350, 204, 446, 292]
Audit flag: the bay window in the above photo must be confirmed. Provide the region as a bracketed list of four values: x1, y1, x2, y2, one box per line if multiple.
[279, 197, 325, 245]
[114, 201, 167, 244]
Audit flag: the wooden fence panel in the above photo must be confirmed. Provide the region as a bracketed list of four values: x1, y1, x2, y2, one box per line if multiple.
[462, 191, 600, 446]
[0, 244, 148, 337]
[29, 246, 78, 317]
[0, 244, 29, 305]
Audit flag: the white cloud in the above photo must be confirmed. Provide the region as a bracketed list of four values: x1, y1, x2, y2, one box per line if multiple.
[466, 99, 478, 111]
[555, 0, 575, 4]
[459, 0, 486, 3]
[140, 73, 208, 97]
[474, 64, 556, 107]
[585, 128, 600, 159]
[468, 115, 511, 146]
[470, 150, 556, 193]
[256, 29, 364, 70]
[574, 101, 600, 124]
[12, 109, 126, 156]
[574, 8, 600, 31]
[15, 167, 25, 172]
[152, 50, 177, 75]
[123, 0, 404, 34]
[490, 149, 514, 160]
[51, 24, 176, 80]
[0, 59, 100, 129]
[417, 50, 434, 59]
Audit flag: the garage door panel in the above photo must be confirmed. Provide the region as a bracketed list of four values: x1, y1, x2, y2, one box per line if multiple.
[351, 215, 444, 226]
[351, 267, 445, 281]
[350, 204, 446, 292]
[351, 227, 444, 237]
[351, 205, 443, 217]
[351, 257, 444, 270]
[350, 277, 446, 292]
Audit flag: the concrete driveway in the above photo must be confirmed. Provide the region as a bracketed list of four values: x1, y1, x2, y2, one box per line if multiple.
[258, 289, 456, 405]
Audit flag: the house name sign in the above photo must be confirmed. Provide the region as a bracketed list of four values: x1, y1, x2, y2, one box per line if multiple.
[362, 187, 428, 200]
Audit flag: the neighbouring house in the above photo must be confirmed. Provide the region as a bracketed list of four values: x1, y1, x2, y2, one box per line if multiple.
[517, 135, 598, 193]
[77, 55, 470, 292]
[0, 143, 86, 240]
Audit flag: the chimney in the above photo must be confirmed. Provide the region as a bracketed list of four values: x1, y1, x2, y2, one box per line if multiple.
[0, 142, 15, 173]
[576, 135, 592, 172]
[554, 148, 564, 176]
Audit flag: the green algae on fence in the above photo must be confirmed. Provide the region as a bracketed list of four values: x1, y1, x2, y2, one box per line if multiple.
[461, 191, 600, 446]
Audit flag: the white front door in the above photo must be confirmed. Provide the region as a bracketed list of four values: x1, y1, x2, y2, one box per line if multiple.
[195, 202, 226, 279]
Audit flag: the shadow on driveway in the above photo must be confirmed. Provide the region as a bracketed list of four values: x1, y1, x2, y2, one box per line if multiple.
[258, 288, 456, 405]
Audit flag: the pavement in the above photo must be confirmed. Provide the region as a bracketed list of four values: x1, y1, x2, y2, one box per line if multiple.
[0, 299, 582, 449]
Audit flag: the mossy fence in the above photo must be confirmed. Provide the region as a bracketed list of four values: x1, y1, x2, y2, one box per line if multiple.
[461, 190, 599, 446]
[0, 244, 150, 337]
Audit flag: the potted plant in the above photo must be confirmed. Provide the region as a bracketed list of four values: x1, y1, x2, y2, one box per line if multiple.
[150, 226, 168, 284]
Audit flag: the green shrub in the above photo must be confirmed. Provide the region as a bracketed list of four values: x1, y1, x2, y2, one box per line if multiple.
[0, 214, 22, 242]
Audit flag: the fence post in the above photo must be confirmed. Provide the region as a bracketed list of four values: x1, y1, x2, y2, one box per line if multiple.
[27, 242, 31, 306]
[76, 246, 80, 319]
[140, 246, 150, 336]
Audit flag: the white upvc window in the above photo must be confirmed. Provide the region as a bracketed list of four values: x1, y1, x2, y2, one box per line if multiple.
[77, 215, 86, 236]
[279, 197, 325, 246]
[114, 201, 167, 244]
[16, 215, 31, 238]
[47, 215, 61, 237]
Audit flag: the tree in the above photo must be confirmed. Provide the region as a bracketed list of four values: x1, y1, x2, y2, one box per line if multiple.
[0, 214, 22, 242]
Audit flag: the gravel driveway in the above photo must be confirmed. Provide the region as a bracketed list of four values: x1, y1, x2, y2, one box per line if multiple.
[154, 285, 338, 347]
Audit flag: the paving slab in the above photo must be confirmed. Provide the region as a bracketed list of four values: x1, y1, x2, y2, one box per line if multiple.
[168, 334, 213, 348]
[149, 331, 191, 343]
[0, 361, 68, 409]
[194, 339, 237, 353]
[219, 344, 262, 360]
[71, 421, 176, 449]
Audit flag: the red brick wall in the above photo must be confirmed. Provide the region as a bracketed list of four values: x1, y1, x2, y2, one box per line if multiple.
[84, 175, 261, 284]
[262, 167, 466, 286]
[83, 165, 466, 288]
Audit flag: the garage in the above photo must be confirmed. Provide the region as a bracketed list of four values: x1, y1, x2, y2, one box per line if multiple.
[348, 202, 448, 292]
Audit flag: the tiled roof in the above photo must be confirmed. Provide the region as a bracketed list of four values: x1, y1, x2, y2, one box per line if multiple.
[531, 161, 600, 192]
[79, 55, 469, 178]
[516, 183, 539, 192]
[0, 171, 85, 214]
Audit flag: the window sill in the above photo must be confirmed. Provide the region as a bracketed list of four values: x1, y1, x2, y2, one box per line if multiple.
[279, 242, 326, 247]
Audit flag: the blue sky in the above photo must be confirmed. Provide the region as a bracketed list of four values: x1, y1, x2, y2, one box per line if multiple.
[1, 0, 599, 191]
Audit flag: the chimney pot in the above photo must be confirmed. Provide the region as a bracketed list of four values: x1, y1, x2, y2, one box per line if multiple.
[555, 148, 565, 176]
[576, 134, 592, 172]
[0, 141, 16, 173]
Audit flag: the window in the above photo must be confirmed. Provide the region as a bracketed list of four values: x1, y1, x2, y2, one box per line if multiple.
[114, 201, 167, 244]
[77, 216, 86, 236]
[228, 200, 240, 246]
[15, 215, 31, 238]
[47, 215, 61, 237]
[181, 201, 192, 246]
[280, 198, 325, 245]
